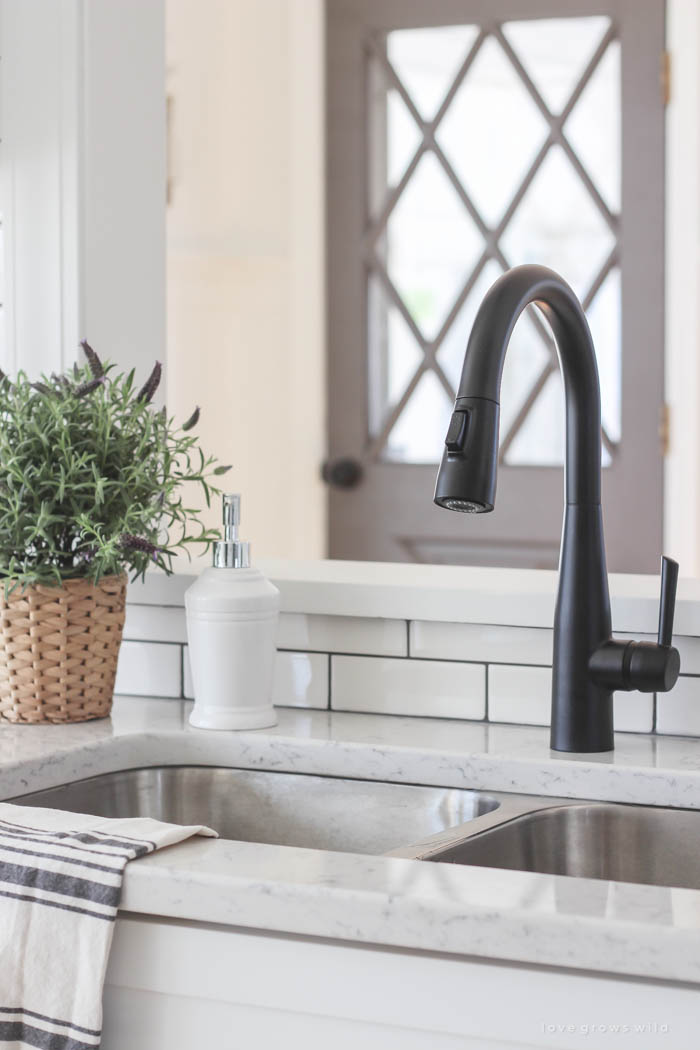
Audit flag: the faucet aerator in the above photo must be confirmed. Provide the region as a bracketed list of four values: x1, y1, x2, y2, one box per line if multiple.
[438, 498, 490, 514]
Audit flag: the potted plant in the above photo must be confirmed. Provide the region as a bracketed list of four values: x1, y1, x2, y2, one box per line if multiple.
[0, 343, 229, 724]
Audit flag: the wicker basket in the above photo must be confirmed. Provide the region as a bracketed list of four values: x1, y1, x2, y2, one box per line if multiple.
[0, 574, 127, 724]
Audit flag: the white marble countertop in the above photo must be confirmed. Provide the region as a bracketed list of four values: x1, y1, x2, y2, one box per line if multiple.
[2, 697, 700, 984]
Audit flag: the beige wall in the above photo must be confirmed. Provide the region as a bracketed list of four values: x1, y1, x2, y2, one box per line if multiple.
[166, 0, 326, 559]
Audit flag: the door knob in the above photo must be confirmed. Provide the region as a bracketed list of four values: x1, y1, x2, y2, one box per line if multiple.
[321, 458, 363, 490]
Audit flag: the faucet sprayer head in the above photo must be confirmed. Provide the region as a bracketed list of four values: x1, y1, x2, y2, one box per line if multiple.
[433, 396, 499, 514]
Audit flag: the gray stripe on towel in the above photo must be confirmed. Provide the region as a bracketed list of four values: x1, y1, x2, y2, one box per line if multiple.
[0, 819, 153, 855]
[0, 887, 115, 922]
[0, 840, 124, 874]
[0, 862, 120, 907]
[0, 1009, 100, 1040]
[0, 1020, 98, 1050]
[0, 822, 152, 856]
[0, 827, 136, 862]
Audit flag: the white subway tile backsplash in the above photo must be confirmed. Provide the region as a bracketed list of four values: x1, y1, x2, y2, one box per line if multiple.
[115, 641, 182, 698]
[674, 638, 700, 676]
[183, 646, 328, 709]
[273, 652, 329, 709]
[613, 693, 654, 734]
[123, 597, 700, 739]
[656, 677, 700, 736]
[183, 647, 193, 700]
[331, 655, 485, 720]
[411, 621, 552, 665]
[124, 604, 187, 643]
[277, 613, 407, 657]
[488, 665, 551, 726]
[488, 664, 655, 733]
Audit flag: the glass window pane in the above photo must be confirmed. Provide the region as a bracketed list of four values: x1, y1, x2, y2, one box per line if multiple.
[436, 36, 549, 227]
[367, 273, 423, 440]
[501, 17, 611, 114]
[504, 359, 613, 468]
[499, 144, 615, 301]
[565, 42, 621, 213]
[387, 25, 479, 120]
[438, 261, 551, 437]
[385, 369, 452, 463]
[386, 151, 482, 340]
[587, 267, 622, 443]
[367, 55, 423, 220]
[503, 370, 564, 465]
[437, 259, 503, 390]
[367, 17, 622, 469]
[499, 311, 552, 438]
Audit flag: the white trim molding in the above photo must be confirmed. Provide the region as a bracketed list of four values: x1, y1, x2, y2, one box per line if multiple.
[0, 0, 165, 379]
[665, 1, 700, 574]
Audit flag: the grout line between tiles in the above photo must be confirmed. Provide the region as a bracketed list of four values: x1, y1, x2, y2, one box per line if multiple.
[484, 663, 489, 722]
[327, 654, 333, 711]
[122, 637, 186, 647]
[328, 651, 553, 670]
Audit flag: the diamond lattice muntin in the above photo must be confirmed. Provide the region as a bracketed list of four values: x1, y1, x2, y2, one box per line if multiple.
[366, 17, 621, 466]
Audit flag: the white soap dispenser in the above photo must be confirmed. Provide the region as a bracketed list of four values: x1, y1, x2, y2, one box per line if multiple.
[185, 494, 279, 730]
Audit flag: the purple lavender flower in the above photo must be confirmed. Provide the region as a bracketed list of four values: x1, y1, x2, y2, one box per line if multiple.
[119, 533, 160, 557]
[136, 362, 162, 403]
[80, 340, 105, 379]
[75, 376, 106, 398]
[182, 406, 200, 431]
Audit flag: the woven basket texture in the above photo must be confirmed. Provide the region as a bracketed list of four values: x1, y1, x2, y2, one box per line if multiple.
[0, 574, 127, 724]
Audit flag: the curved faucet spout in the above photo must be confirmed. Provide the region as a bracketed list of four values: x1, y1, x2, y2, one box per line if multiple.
[434, 264, 680, 754]
[455, 265, 601, 505]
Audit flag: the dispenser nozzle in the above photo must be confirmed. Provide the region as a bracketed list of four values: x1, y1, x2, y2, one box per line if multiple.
[222, 493, 241, 540]
[213, 493, 250, 568]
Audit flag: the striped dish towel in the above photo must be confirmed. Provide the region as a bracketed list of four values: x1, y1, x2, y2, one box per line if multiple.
[0, 802, 216, 1050]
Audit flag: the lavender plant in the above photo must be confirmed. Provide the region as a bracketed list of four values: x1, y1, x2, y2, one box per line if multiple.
[0, 343, 230, 594]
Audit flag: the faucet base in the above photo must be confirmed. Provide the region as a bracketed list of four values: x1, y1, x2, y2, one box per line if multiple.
[550, 503, 613, 753]
[549, 694, 614, 753]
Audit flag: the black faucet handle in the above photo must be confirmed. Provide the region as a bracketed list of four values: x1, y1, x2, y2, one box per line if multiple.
[658, 556, 679, 647]
[590, 555, 681, 694]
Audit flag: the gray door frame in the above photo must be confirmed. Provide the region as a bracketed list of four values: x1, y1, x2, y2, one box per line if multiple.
[326, 0, 665, 571]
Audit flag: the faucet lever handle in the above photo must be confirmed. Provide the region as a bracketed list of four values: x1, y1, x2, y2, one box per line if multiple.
[658, 556, 679, 647]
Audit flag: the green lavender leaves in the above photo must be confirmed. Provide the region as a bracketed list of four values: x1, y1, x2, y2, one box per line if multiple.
[0, 349, 231, 593]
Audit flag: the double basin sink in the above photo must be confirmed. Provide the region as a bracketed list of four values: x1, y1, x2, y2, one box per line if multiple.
[11, 766, 700, 891]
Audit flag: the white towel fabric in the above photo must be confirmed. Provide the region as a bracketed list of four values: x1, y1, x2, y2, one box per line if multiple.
[0, 802, 216, 1050]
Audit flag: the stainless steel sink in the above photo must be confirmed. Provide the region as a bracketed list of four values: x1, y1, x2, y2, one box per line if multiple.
[12, 769, 700, 889]
[9, 766, 500, 855]
[403, 796, 700, 891]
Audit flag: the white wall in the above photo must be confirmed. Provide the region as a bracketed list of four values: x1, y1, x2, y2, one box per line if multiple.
[0, 0, 165, 381]
[165, 0, 326, 559]
[81, 0, 166, 380]
[0, 0, 81, 375]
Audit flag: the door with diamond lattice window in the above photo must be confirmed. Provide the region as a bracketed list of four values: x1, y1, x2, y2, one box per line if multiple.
[325, 0, 665, 572]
